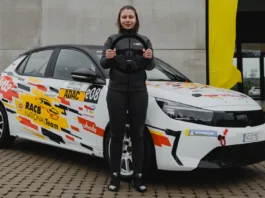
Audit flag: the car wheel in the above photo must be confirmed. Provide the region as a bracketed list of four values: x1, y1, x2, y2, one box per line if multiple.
[104, 124, 157, 180]
[0, 104, 15, 148]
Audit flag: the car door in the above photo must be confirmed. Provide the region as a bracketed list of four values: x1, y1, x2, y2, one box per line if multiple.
[48, 47, 106, 154]
[11, 48, 70, 145]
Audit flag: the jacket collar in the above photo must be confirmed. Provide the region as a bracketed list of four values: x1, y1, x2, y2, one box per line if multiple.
[120, 27, 137, 34]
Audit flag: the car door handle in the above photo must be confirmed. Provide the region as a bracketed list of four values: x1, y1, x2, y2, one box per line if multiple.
[44, 92, 57, 97]
[11, 88, 23, 93]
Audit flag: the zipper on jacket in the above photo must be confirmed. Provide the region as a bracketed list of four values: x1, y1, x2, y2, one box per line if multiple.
[127, 36, 131, 92]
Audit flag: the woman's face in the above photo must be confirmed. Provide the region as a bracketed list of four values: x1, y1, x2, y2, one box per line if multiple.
[120, 9, 137, 30]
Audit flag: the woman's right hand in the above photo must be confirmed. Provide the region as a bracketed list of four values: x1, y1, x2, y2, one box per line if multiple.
[106, 49, 116, 59]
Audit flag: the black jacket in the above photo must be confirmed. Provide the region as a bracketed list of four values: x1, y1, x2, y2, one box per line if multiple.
[100, 28, 155, 92]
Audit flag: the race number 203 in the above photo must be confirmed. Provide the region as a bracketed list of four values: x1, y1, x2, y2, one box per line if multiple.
[85, 85, 103, 104]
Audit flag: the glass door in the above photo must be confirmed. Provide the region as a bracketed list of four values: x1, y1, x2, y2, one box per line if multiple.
[239, 43, 263, 100]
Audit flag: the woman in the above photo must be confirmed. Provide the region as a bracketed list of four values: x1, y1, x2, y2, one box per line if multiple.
[100, 5, 155, 193]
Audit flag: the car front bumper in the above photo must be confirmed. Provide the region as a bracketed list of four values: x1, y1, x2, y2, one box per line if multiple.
[197, 140, 265, 168]
[147, 98, 265, 171]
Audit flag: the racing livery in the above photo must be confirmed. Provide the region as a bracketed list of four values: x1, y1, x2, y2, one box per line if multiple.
[0, 44, 264, 178]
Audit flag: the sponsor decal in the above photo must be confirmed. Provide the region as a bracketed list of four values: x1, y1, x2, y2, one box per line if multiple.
[41, 128, 65, 144]
[185, 129, 217, 137]
[18, 103, 23, 110]
[66, 82, 83, 91]
[192, 93, 246, 99]
[59, 89, 86, 101]
[84, 104, 96, 114]
[24, 111, 58, 130]
[146, 82, 162, 88]
[61, 128, 81, 139]
[61, 81, 90, 92]
[57, 97, 70, 106]
[149, 129, 171, 147]
[17, 116, 38, 131]
[85, 85, 103, 104]
[18, 83, 30, 92]
[28, 83, 47, 92]
[28, 77, 42, 83]
[24, 127, 45, 140]
[0, 76, 19, 101]
[25, 102, 41, 114]
[0, 76, 14, 92]
[82, 113, 95, 118]
[15, 94, 68, 131]
[36, 98, 59, 120]
[7, 72, 14, 76]
[77, 117, 104, 137]
[70, 125, 80, 132]
[66, 135, 75, 142]
[133, 42, 143, 46]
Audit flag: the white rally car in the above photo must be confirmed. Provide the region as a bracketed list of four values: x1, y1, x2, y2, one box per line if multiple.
[0, 43, 265, 178]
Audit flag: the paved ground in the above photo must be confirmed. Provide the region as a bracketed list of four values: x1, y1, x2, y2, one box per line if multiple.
[0, 139, 265, 198]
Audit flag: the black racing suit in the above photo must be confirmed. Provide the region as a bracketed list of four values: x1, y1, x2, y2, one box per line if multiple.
[100, 28, 155, 175]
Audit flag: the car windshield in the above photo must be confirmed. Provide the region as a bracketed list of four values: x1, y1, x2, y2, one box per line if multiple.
[92, 49, 191, 82]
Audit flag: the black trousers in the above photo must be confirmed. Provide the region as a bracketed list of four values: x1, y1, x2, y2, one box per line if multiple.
[107, 89, 148, 174]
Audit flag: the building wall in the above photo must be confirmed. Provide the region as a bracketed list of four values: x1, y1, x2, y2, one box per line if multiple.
[0, 0, 206, 83]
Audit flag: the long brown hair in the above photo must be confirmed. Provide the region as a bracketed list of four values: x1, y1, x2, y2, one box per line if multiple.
[116, 5, 140, 32]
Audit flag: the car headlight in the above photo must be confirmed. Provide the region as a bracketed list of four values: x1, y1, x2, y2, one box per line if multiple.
[155, 98, 214, 125]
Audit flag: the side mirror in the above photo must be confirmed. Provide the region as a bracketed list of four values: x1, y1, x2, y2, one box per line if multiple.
[71, 68, 97, 82]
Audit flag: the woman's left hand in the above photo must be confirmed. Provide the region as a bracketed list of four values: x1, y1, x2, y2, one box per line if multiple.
[143, 49, 153, 59]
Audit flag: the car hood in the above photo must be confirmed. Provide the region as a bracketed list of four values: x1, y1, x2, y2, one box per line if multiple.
[146, 81, 260, 109]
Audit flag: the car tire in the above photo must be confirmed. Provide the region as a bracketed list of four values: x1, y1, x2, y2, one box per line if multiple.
[0, 104, 15, 148]
[104, 124, 157, 180]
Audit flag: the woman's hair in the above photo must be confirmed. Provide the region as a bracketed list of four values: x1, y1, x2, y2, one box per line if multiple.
[116, 5, 140, 32]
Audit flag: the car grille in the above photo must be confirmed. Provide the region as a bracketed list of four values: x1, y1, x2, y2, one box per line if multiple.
[198, 141, 265, 168]
[212, 110, 265, 127]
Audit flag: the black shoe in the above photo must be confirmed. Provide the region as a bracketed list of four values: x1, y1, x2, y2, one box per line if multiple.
[108, 172, 120, 192]
[131, 173, 147, 193]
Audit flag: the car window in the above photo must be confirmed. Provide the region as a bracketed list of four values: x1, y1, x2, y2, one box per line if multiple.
[16, 55, 29, 74]
[53, 49, 96, 80]
[23, 50, 53, 77]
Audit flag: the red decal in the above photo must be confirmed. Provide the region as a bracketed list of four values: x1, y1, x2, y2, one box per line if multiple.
[84, 105, 93, 111]
[66, 135, 74, 141]
[0, 76, 19, 101]
[58, 97, 70, 106]
[71, 125, 80, 132]
[78, 107, 83, 111]
[29, 83, 48, 92]
[223, 129, 228, 136]
[204, 94, 219, 98]
[77, 117, 104, 137]
[18, 116, 38, 131]
[151, 133, 171, 147]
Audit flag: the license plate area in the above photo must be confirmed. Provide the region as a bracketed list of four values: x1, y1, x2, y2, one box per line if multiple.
[243, 132, 259, 143]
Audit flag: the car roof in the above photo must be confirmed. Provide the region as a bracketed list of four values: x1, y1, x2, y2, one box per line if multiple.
[19, 44, 104, 56]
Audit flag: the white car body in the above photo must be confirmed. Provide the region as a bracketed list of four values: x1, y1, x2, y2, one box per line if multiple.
[1, 46, 265, 175]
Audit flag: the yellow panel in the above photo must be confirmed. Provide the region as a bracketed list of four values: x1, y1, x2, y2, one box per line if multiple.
[3, 102, 14, 109]
[149, 129, 163, 136]
[24, 127, 45, 140]
[15, 93, 69, 131]
[28, 77, 42, 83]
[209, 0, 242, 88]
[59, 89, 86, 101]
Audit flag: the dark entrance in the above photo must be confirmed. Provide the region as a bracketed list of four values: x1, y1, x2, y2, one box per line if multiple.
[235, 0, 265, 101]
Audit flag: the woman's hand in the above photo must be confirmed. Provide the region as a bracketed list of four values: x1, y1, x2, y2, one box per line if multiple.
[143, 49, 153, 59]
[106, 49, 116, 59]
